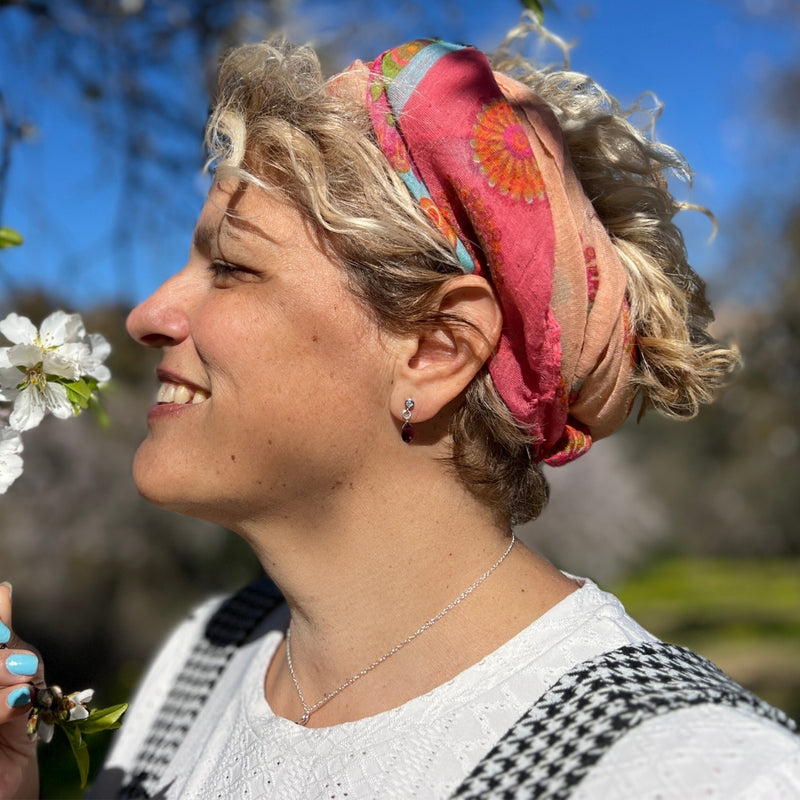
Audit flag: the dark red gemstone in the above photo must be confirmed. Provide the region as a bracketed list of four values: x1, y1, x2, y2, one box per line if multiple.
[401, 422, 414, 443]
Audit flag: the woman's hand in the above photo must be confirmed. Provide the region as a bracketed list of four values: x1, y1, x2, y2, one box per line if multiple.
[0, 584, 40, 800]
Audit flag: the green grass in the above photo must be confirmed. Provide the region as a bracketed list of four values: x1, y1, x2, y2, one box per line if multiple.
[613, 556, 800, 720]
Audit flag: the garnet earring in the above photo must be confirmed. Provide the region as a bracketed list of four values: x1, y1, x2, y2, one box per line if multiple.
[401, 398, 415, 443]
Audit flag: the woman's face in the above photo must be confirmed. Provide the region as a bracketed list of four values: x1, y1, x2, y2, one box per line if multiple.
[127, 180, 398, 527]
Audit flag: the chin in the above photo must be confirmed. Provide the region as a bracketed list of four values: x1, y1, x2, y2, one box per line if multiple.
[132, 443, 192, 512]
[131, 446, 242, 528]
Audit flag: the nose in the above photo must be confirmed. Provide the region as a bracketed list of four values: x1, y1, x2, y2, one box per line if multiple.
[126, 269, 193, 348]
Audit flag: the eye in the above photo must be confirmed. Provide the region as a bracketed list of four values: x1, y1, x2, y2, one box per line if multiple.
[209, 260, 239, 277]
[208, 260, 257, 286]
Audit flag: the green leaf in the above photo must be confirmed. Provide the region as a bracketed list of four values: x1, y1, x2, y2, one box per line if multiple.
[77, 702, 128, 735]
[0, 228, 23, 249]
[62, 377, 99, 411]
[55, 703, 128, 788]
[59, 721, 90, 788]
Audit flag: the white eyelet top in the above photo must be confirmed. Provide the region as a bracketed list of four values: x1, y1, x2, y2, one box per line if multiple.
[92, 579, 800, 799]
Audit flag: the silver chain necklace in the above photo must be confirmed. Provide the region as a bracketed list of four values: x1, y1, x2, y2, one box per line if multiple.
[285, 532, 516, 725]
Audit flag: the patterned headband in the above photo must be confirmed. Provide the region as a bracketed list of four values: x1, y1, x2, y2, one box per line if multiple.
[348, 40, 637, 465]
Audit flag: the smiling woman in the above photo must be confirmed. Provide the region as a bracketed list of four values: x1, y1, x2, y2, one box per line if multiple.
[1, 15, 798, 800]
[127, 181, 400, 528]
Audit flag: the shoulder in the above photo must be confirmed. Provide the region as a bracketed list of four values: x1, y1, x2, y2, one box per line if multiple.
[90, 579, 285, 797]
[86, 594, 226, 798]
[94, 594, 227, 769]
[577, 703, 800, 799]
[538, 641, 799, 796]
[116, 577, 284, 743]
[453, 639, 799, 800]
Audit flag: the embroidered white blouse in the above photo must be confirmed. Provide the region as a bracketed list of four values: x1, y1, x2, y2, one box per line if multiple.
[92, 579, 800, 799]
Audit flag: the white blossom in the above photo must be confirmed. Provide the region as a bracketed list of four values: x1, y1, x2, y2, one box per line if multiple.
[0, 311, 110, 431]
[36, 720, 55, 744]
[0, 358, 75, 431]
[67, 689, 94, 721]
[0, 427, 24, 493]
[84, 333, 112, 384]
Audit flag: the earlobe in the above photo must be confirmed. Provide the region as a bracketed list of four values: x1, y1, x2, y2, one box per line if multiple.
[391, 274, 502, 424]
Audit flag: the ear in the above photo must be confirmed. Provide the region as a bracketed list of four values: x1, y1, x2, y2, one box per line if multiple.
[390, 274, 503, 423]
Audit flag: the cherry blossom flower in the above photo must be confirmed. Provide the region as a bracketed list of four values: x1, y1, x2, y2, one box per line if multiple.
[0, 236, 123, 784]
[26, 684, 125, 787]
[84, 333, 112, 383]
[0, 311, 110, 431]
[0, 427, 24, 493]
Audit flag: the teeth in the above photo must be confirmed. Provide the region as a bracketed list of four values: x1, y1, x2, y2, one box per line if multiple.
[173, 385, 193, 404]
[157, 383, 176, 404]
[157, 382, 210, 406]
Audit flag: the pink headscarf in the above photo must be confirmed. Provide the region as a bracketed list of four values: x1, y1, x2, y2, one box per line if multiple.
[347, 40, 637, 465]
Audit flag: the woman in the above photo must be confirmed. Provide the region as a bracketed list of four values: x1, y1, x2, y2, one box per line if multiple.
[3, 21, 799, 799]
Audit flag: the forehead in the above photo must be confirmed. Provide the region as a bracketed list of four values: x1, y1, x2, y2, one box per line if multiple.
[193, 180, 304, 253]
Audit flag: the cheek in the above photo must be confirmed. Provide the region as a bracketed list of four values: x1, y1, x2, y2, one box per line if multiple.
[194, 286, 389, 418]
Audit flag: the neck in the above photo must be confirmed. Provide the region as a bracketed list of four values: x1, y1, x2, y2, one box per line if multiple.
[244, 464, 512, 645]
[287, 531, 518, 725]
[232, 451, 577, 726]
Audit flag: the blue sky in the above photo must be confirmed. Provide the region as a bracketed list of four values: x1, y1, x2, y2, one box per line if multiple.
[0, 0, 796, 308]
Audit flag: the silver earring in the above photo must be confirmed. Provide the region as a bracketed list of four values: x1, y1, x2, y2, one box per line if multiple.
[401, 398, 415, 443]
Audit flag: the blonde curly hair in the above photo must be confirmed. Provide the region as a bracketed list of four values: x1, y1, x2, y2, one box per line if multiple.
[204, 24, 738, 525]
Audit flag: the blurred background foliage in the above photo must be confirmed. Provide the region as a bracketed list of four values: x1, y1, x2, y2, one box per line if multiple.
[0, 0, 798, 795]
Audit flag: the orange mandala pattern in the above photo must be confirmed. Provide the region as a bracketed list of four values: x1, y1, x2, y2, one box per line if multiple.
[419, 197, 458, 249]
[471, 100, 545, 203]
[381, 40, 429, 79]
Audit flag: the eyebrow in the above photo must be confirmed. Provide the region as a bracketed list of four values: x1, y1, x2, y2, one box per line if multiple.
[192, 223, 215, 255]
[192, 218, 245, 255]
[193, 211, 283, 258]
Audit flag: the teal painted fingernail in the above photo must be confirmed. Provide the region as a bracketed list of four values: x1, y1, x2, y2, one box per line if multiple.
[7, 686, 31, 708]
[6, 653, 38, 676]
[0, 621, 9, 644]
